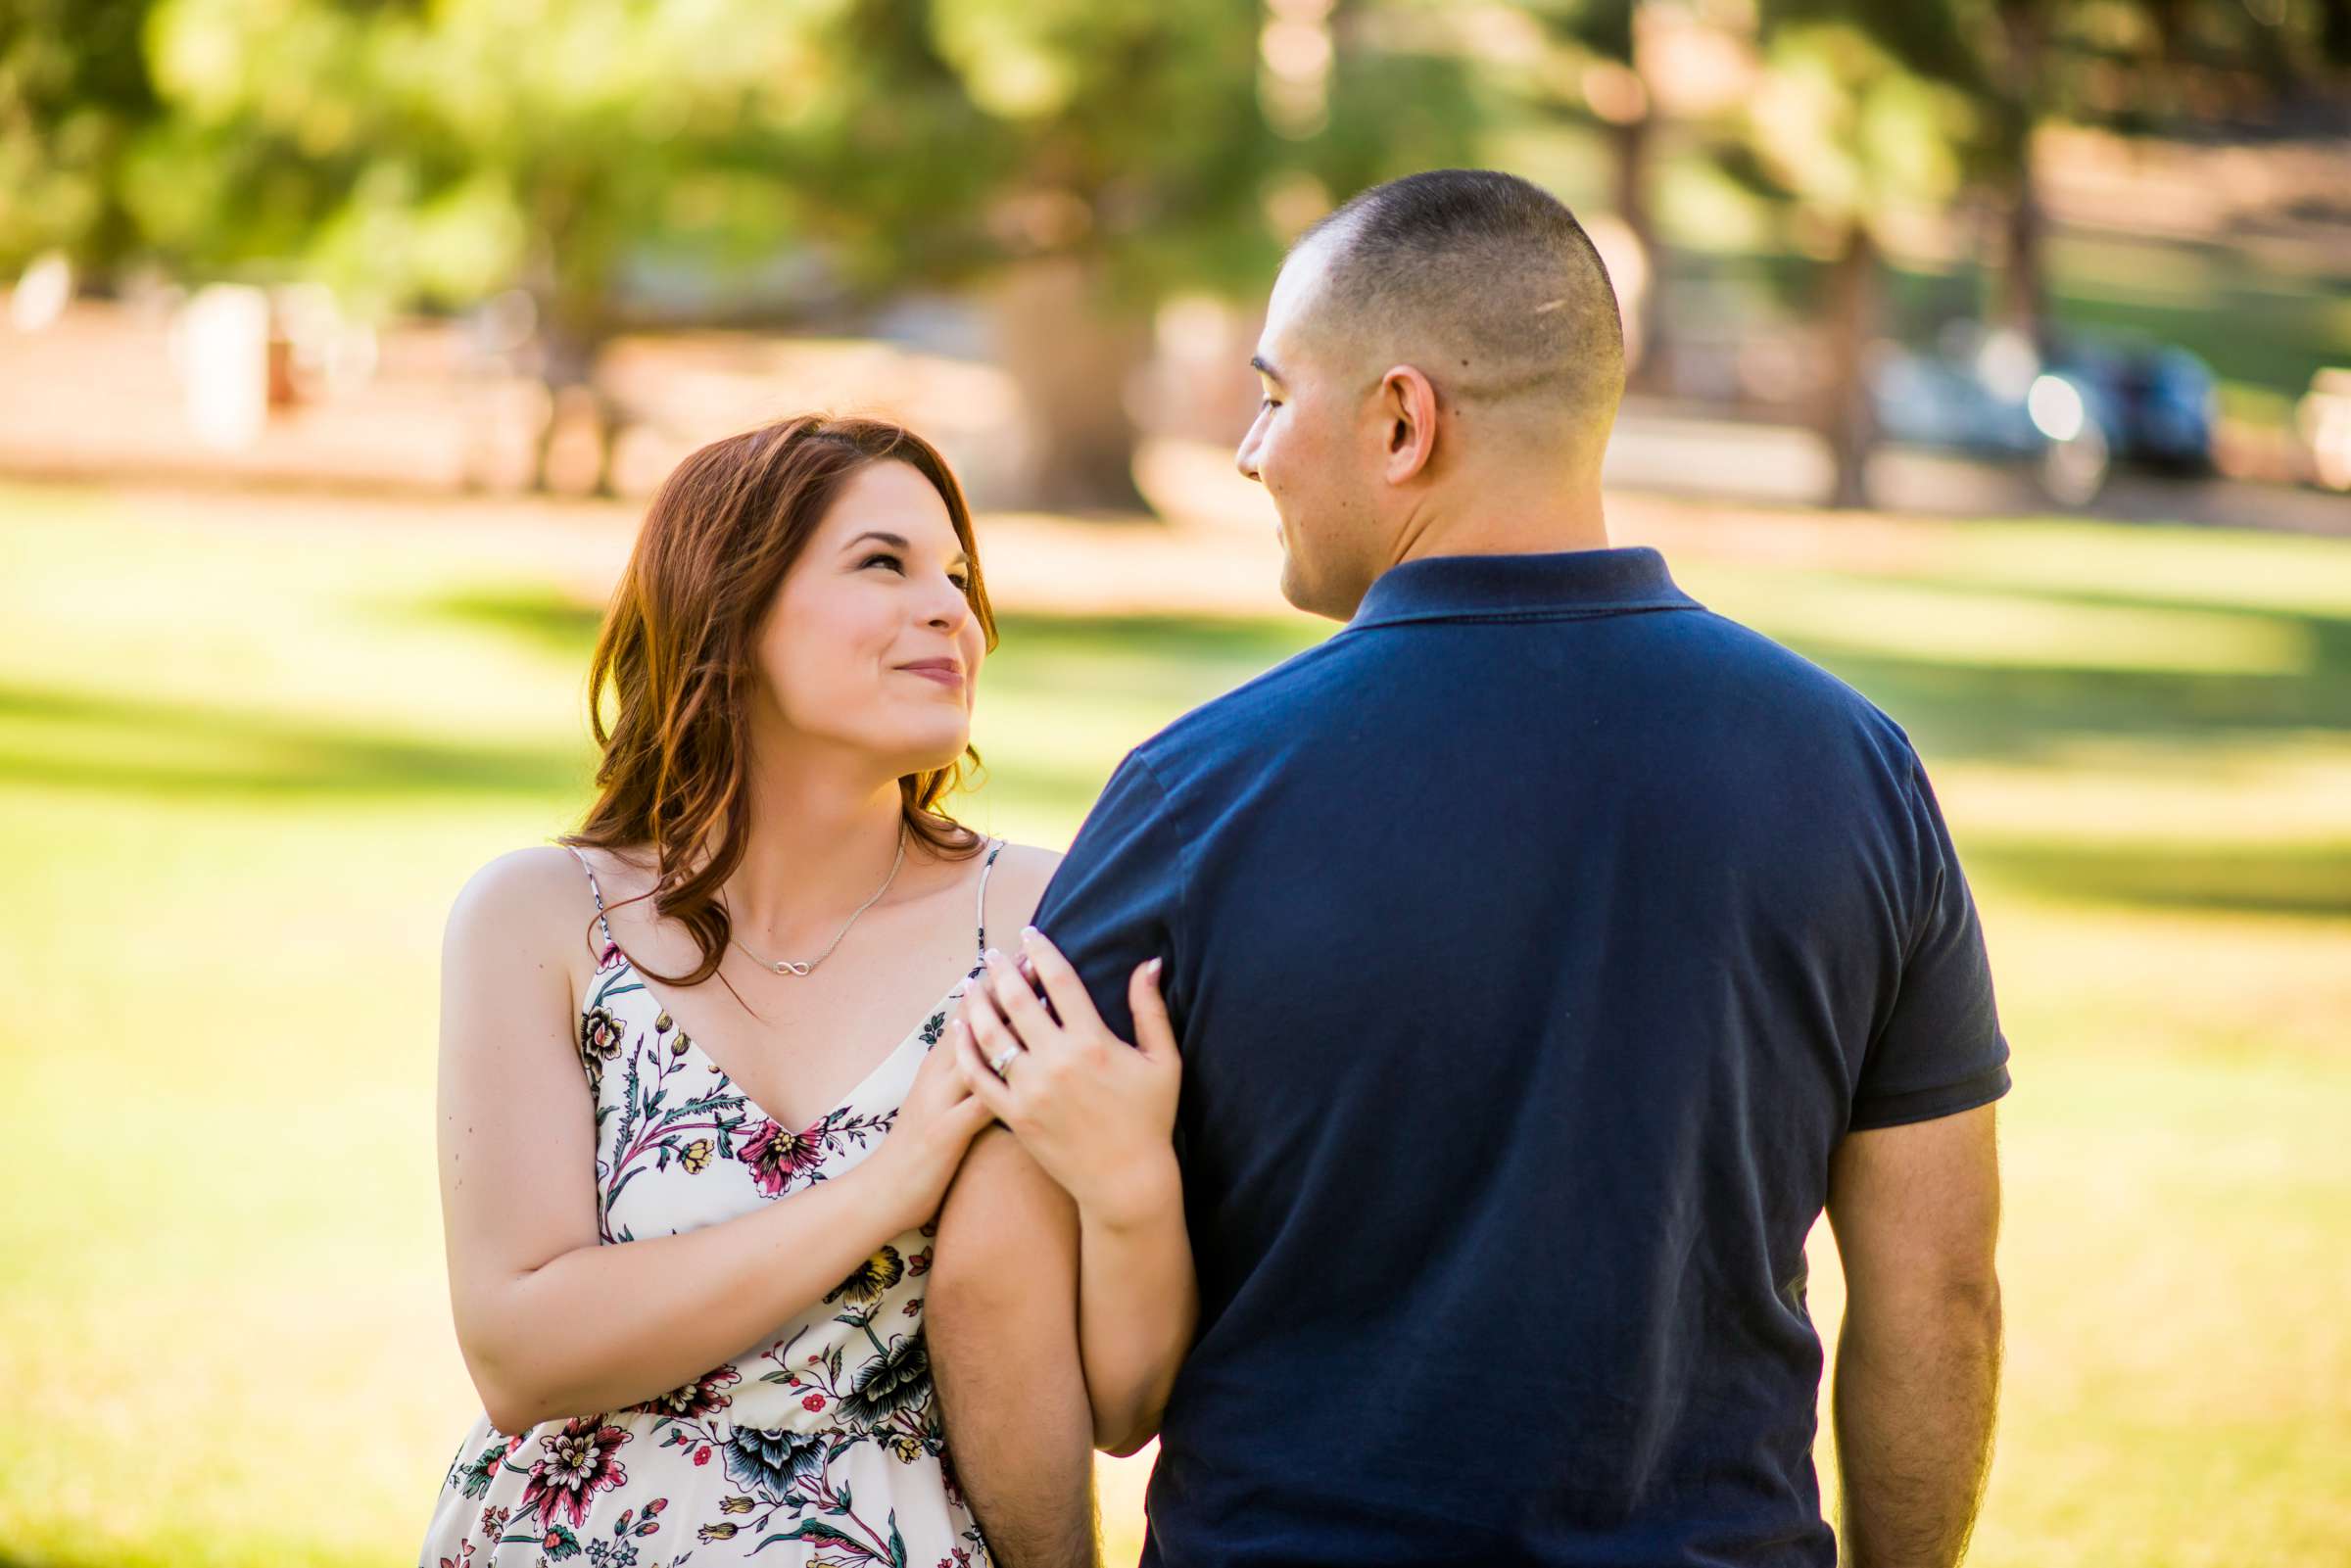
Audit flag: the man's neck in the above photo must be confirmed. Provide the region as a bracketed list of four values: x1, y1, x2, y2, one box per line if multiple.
[1387, 472, 1610, 570]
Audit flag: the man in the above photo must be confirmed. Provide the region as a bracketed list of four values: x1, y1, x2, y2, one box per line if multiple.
[928, 168, 2008, 1568]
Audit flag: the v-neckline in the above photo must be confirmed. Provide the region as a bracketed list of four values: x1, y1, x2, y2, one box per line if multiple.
[600, 949, 984, 1136]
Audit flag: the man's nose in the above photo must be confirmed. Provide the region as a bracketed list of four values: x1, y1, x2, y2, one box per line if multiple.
[1234, 432, 1262, 484]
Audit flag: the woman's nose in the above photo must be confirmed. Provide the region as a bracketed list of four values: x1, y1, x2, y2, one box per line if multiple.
[925, 577, 971, 630]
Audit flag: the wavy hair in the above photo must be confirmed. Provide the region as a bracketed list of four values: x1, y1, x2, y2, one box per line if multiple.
[560, 414, 997, 988]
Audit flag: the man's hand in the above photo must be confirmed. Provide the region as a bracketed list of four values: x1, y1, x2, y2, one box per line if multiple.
[1827, 1103, 2003, 1568]
[927, 1126, 1101, 1568]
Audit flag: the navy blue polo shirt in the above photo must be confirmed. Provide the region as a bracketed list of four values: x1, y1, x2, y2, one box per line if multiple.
[1030, 546, 2010, 1568]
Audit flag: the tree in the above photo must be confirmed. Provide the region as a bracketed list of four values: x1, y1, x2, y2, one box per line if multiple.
[0, 0, 164, 274]
[1736, 9, 1985, 506]
[129, 0, 976, 492]
[89, 0, 1482, 504]
[913, 0, 1482, 509]
[1978, 0, 2351, 350]
[1739, 0, 2351, 505]
[1508, 0, 1673, 389]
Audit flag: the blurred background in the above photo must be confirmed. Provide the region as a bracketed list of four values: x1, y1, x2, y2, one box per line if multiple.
[3, 2, 2347, 1564]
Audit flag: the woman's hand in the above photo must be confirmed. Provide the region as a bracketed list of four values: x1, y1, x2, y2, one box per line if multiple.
[953, 930, 1181, 1229]
[863, 1021, 1000, 1233]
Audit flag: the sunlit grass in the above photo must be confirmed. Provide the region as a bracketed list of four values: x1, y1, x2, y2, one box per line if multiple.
[3, 480, 2347, 1567]
[1701, 567, 2315, 676]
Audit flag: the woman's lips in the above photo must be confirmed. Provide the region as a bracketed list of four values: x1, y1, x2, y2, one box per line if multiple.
[897, 661, 964, 690]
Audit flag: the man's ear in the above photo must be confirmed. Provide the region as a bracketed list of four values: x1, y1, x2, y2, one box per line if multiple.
[1378, 365, 1440, 484]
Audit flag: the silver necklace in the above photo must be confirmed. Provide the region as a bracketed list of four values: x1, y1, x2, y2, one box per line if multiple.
[725, 828, 906, 976]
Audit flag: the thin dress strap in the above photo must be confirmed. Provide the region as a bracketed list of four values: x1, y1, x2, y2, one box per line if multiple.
[973, 837, 1005, 958]
[564, 843, 617, 949]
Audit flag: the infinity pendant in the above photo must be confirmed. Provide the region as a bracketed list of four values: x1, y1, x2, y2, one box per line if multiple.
[774, 961, 812, 976]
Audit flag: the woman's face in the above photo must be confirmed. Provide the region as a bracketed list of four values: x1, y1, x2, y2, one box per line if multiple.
[754, 459, 984, 779]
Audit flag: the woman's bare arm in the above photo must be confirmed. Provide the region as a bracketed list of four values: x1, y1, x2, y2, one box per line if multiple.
[436, 847, 989, 1433]
[1072, 1152, 1196, 1453]
[958, 940, 1198, 1452]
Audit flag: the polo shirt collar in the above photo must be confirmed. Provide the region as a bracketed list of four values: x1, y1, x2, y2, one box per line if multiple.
[1348, 546, 1697, 630]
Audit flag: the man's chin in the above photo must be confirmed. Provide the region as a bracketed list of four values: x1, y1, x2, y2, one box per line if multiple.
[1276, 554, 1352, 623]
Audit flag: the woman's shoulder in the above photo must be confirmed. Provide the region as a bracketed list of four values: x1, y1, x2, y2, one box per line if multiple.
[982, 838, 1064, 930]
[444, 842, 618, 960]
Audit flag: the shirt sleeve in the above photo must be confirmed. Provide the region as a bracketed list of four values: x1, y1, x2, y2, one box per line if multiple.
[1848, 754, 2012, 1131]
[1029, 749, 1190, 1050]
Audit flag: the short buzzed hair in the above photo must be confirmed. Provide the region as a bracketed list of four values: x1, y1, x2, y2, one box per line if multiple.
[1297, 169, 1625, 432]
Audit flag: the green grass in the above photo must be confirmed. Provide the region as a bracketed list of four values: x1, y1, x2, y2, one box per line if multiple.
[3, 481, 2348, 1566]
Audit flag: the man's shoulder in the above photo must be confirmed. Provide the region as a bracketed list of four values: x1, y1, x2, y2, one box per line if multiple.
[1678, 606, 1920, 755]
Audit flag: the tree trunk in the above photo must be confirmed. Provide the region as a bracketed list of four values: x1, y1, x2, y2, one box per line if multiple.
[1612, 114, 1672, 394]
[988, 254, 1153, 515]
[1997, 158, 2046, 354]
[524, 191, 619, 499]
[1992, 0, 2047, 355]
[1820, 223, 1879, 510]
[530, 316, 617, 499]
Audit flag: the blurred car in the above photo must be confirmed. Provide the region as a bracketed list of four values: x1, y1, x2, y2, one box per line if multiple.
[1872, 323, 2216, 505]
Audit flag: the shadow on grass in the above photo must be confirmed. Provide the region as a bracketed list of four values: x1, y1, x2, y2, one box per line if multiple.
[430, 585, 611, 661]
[1972, 837, 2351, 919]
[1771, 591, 2351, 765]
[0, 679, 1124, 820]
[421, 587, 1328, 693]
[19, 579, 2347, 921]
[0, 682, 594, 801]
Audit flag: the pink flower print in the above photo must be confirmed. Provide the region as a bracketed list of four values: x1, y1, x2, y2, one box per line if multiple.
[519, 1416, 631, 1531]
[631, 1365, 739, 1420]
[742, 1118, 825, 1195]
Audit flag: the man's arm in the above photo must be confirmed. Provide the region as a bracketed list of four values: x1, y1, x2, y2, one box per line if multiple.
[1826, 1102, 2003, 1568]
[928, 1126, 1100, 1568]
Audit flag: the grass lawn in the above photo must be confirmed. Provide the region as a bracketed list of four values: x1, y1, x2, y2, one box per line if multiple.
[2, 479, 2346, 1567]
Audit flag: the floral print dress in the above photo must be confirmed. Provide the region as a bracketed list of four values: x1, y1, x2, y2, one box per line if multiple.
[418, 840, 1005, 1568]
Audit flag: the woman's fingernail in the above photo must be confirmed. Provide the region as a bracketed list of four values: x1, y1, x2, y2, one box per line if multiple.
[1146, 957, 1165, 977]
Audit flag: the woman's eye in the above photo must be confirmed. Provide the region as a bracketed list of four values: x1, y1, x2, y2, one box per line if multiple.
[862, 552, 906, 574]
[1260, 397, 1279, 411]
[949, 574, 972, 593]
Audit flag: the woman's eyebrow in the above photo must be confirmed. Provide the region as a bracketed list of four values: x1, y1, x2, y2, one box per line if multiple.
[842, 530, 970, 565]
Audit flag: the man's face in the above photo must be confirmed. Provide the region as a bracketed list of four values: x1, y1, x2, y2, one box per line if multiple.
[1235, 240, 1382, 620]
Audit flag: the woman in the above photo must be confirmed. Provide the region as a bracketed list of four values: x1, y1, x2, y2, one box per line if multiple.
[418, 415, 1187, 1568]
